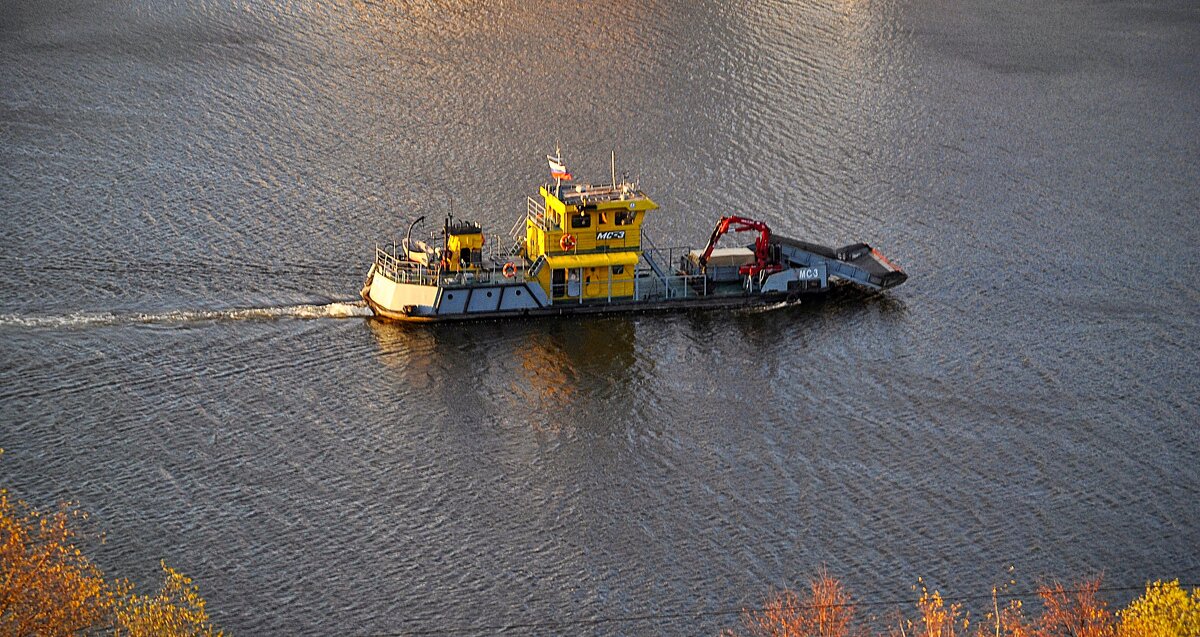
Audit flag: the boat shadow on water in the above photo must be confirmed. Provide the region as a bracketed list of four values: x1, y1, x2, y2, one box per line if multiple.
[363, 284, 905, 377]
[364, 315, 647, 434]
[359, 290, 909, 438]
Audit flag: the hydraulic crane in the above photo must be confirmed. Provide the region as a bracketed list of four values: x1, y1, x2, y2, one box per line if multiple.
[697, 215, 783, 276]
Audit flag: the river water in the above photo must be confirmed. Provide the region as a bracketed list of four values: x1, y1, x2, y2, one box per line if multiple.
[2, 1, 1198, 634]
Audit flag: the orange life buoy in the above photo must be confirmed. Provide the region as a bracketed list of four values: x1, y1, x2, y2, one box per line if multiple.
[502, 262, 517, 278]
[560, 233, 576, 251]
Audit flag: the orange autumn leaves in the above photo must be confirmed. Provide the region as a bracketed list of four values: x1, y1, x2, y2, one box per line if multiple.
[0, 488, 221, 637]
[0, 491, 113, 636]
[115, 563, 221, 637]
[726, 573, 1200, 637]
[727, 570, 857, 637]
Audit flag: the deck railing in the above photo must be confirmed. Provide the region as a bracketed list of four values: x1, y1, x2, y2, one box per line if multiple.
[640, 231, 696, 280]
[373, 246, 439, 285]
[633, 272, 709, 301]
[374, 236, 733, 303]
[373, 245, 529, 288]
[522, 196, 561, 233]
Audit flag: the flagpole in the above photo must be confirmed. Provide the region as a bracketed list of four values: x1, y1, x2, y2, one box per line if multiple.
[555, 142, 563, 199]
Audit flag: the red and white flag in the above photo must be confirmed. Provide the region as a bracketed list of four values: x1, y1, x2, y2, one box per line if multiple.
[547, 154, 573, 181]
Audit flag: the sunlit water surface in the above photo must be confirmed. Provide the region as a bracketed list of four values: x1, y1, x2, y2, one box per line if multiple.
[2, 0, 1198, 634]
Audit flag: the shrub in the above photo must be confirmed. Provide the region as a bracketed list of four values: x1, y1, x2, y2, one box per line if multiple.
[1035, 577, 1113, 637]
[0, 489, 116, 636]
[976, 589, 1033, 637]
[115, 561, 222, 637]
[726, 569, 858, 637]
[891, 579, 969, 637]
[727, 574, 1197, 637]
[1117, 580, 1200, 637]
[1, 476, 221, 637]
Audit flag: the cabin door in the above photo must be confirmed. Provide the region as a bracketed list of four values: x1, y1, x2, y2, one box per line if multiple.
[552, 269, 566, 298]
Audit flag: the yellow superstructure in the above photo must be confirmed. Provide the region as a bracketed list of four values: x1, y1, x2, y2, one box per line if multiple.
[524, 182, 658, 303]
[444, 220, 483, 273]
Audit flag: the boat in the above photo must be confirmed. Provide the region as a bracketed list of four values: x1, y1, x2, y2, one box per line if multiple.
[360, 152, 907, 322]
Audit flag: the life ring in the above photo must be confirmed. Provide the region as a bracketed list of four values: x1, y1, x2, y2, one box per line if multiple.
[502, 262, 517, 278]
[560, 233, 577, 251]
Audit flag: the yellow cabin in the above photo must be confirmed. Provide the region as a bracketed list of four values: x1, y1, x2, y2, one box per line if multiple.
[523, 181, 658, 303]
[443, 219, 483, 272]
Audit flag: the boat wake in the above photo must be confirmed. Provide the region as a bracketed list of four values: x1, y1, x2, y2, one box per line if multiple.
[0, 301, 372, 329]
[739, 299, 803, 314]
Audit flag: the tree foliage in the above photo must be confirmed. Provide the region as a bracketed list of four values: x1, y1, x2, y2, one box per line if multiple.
[0, 477, 221, 637]
[731, 573, 1200, 637]
[1117, 580, 1200, 637]
[1034, 578, 1113, 637]
[0, 489, 116, 636]
[115, 561, 222, 637]
[725, 569, 859, 637]
[890, 579, 970, 637]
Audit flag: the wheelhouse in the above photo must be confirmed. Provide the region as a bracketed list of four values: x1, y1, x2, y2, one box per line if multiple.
[522, 181, 658, 303]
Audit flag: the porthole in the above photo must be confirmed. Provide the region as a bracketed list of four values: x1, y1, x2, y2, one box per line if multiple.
[446, 293, 454, 300]
[486, 291, 493, 298]
[515, 290, 522, 296]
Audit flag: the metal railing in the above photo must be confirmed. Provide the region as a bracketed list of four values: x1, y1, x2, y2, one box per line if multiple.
[374, 231, 733, 304]
[507, 197, 553, 260]
[641, 231, 695, 279]
[373, 246, 440, 286]
[374, 241, 746, 307]
[633, 272, 710, 301]
[522, 197, 561, 233]
[373, 245, 531, 288]
[484, 233, 520, 264]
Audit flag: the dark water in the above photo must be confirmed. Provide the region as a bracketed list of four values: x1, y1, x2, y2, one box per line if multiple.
[2, 1, 1198, 634]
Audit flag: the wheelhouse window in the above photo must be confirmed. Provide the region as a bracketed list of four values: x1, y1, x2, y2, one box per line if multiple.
[615, 211, 636, 226]
[571, 213, 591, 228]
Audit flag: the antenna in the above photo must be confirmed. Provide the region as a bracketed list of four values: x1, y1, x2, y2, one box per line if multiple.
[611, 150, 617, 187]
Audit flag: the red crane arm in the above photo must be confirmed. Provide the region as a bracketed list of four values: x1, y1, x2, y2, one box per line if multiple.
[697, 215, 774, 274]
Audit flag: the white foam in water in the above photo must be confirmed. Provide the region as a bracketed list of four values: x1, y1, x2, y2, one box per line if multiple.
[0, 312, 122, 329]
[739, 300, 801, 314]
[0, 301, 372, 329]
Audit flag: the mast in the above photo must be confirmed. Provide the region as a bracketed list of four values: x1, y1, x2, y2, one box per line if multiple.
[611, 150, 617, 187]
[554, 141, 563, 199]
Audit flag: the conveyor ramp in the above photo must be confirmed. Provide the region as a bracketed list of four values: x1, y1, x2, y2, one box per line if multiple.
[771, 236, 907, 290]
